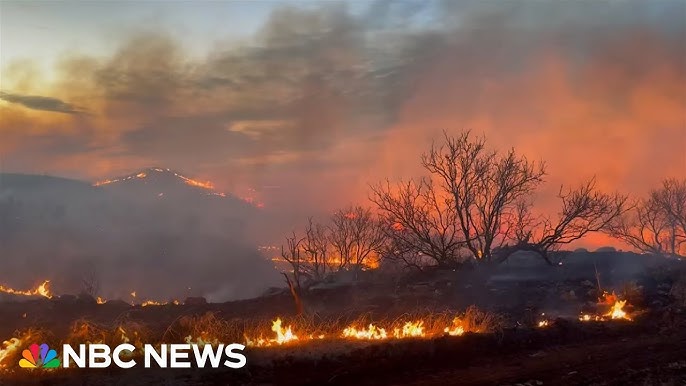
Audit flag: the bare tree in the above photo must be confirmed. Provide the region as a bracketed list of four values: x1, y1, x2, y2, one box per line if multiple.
[608, 178, 686, 257]
[302, 217, 329, 280]
[328, 205, 386, 276]
[81, 267, 100, 298]
[498, 178, 628, 264]
[421, 131, 546, 263]
[280, 232, 306, 289]
[652, 178, 686, 254]
[370, 178, 465, 269]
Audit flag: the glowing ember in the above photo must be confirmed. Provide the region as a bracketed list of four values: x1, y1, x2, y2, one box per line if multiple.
[0, 280, 52, 298]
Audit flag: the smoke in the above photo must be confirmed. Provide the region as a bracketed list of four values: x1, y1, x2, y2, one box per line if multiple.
[0, 172, 280, 301]
[0, 0, 684, 291]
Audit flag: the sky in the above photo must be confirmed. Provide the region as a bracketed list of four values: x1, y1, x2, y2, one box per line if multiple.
[1, 0, 685, 249]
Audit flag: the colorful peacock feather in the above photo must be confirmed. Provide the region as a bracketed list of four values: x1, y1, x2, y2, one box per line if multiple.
[18, 343, 60, 368]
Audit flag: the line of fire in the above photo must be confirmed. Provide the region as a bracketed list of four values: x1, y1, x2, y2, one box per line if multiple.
[1, 0, 685, 385]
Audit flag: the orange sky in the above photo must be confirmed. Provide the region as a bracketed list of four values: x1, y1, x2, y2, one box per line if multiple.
[1, 1, 684, 250]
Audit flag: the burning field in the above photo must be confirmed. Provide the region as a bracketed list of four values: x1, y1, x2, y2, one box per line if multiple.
[1, 251, 685, 385]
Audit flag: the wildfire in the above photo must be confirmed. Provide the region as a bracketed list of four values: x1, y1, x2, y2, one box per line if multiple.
[342, 320, 427, 340]
[537, 313, 550, 328]
[443, 317, 466, 336]
[605, 300, 630, 320]
[140, 299, 180, 307]
[93, 168, 264, 208]
[342, 324, 388, 340]
[0, 280, 52, 298]
[93, 169, 215, 190]
[579, 292, 632, 322]
[245, 318, 300, 347]
[0, 330, 40, 369]
[393, 321, 425, 338]
[0, 338, 22, 368]
[185, 335, 219, 346]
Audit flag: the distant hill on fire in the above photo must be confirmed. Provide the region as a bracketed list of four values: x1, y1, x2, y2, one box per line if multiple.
[0, 170, 280, 302]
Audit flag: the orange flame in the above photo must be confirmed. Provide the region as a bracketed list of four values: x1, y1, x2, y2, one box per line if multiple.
[0, 280, 52, 298]
[245, 318, 300, 347]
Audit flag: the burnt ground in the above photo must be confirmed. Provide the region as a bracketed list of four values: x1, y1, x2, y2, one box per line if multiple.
[1, 250, 686, 385]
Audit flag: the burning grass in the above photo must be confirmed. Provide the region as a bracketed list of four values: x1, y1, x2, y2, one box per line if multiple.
[0, 329, 52, 370]
[0, 306, 504, 369]
[0, 280, 52, 299]
[579, 292, 634, 322]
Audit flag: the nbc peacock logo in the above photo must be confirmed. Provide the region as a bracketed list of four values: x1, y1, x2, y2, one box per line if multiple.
[19, 343, 61, 368]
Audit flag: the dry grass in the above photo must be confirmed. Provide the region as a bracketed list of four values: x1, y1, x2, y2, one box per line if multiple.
[0, 328, 53, 369]
[620, 281, 644, 306]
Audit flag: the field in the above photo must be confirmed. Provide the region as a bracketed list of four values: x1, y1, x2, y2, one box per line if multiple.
[1, 250, 685, 385]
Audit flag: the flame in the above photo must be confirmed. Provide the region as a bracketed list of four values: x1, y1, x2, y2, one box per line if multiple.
[342, 324, 388, 340]
[443, 317, 466, 336]
[0, 280, 52, 298]
[140, 299, 180, 307]
[342, 320, 426, 340]
[0, 338, 22, 368]
[537, 320, 549, 328]
[271, 318, 298, 344]
[605, 300, 631, 320]
[96, 297, 106, 304]
[185, 335, 219, 346]
[579, 292, 632, 322]
[393, 321, 425, 338]
[245, 318, 300, 347]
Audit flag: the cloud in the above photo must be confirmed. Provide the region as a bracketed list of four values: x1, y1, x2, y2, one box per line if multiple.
[0, 0, 684, 226]
[0, 91, 84, 114]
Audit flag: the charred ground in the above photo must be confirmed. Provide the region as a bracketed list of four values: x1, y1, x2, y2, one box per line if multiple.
[1, 250, 685, 385]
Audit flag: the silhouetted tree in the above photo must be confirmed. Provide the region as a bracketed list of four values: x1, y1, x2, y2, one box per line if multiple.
[302, 217, 329, 280]
[421, 131, 545, 263]
[608, 178, 686, 257]
[328, 205, 386, 276]
[280, 231, 305, 289]
[498, 178, 628, 264]
[370, 178, 465, 269]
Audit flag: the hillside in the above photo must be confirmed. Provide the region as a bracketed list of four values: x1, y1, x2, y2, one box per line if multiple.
[0, 170, 280, 302]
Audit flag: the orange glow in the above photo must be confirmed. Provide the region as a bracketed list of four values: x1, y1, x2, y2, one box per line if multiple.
[245, 318, 300, 347]
[579, 292, 633, 322]
[0, 280, 52, 298]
